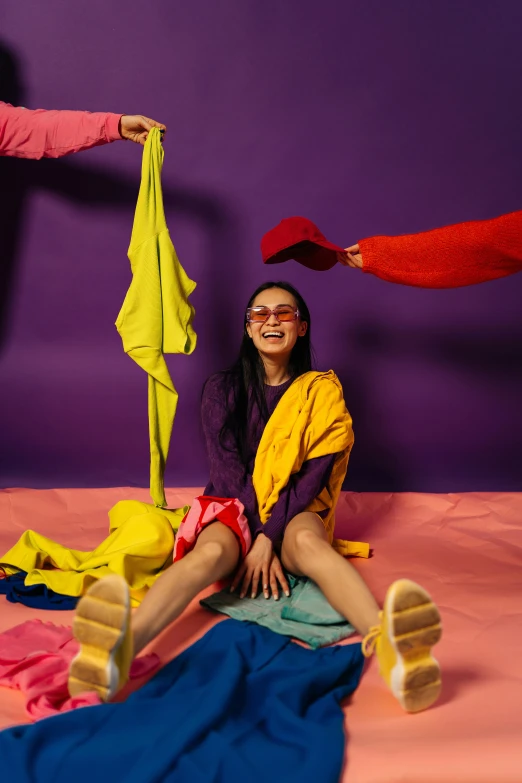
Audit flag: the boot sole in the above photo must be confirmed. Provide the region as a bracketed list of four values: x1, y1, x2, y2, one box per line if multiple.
[68, 574, 130, 702]
[385, 579, 442, 713]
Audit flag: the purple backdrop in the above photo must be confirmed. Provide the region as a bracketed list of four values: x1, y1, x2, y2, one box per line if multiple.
[1, 0, 521, 492]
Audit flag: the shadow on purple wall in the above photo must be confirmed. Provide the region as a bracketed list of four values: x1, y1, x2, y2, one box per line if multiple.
[342, 321, 522, 491]
[0, 41, 240, 369]
[0, 42, 26, 352]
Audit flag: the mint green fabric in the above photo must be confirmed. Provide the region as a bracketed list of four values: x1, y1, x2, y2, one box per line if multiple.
[201, 576, 355, 649]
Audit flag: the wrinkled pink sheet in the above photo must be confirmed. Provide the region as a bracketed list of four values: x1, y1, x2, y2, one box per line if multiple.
[0, 618, 160, 721]
[1, 487, 521, 782]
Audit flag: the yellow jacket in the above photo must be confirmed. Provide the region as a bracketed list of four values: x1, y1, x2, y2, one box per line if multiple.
[253, 371, 369, 557]
[116, 128, 196, 507]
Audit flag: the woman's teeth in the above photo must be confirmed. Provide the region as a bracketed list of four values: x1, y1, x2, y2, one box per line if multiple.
[263, 332, 284, 338]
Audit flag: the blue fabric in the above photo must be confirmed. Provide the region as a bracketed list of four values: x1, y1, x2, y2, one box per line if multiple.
[0, 571, 78, 610]
[202, 575, 355, 648]
[0, 620, 364, 783]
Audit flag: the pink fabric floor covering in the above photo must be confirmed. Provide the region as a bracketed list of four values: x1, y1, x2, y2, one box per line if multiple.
[0, 487, 521, 782]
[0, 619, 160, 720]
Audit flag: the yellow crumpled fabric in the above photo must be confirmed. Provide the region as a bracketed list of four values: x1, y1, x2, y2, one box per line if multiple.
[116, 127, 197, 507]
[0, 500, 188, 606]
[252, 370, 370, 558]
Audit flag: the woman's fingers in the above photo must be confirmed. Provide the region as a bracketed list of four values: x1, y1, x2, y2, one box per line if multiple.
[268, 556, 290, 600]
[347, 252, 362, 269]
[119, 115, 167, 145]
[230, 562, 246, 593]
[143, 116, 167, 132]
[231, 545, 274, 600]
[250, 566, 262, 599]
[343, 244, 363, 268]
[271, 559, 290, 599]
[269, 567, 279, 600]
[276, 567, 290, 598]
[262, 561, 270, 599]
[240, 566, 253, 598]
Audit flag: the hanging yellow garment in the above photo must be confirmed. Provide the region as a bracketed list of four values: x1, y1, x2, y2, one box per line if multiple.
[116, 127, 197, 507]
[0, 500, 188, 606]
[252, 371, 370, 558]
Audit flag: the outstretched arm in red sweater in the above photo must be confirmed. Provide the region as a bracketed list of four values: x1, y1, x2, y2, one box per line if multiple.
[342, 210, 522, 288]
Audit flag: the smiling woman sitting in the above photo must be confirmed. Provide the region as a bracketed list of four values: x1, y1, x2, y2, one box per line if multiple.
[68, 281, 442, 714]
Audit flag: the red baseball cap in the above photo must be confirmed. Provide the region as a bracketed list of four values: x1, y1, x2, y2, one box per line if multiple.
[261, 216, 344, 271]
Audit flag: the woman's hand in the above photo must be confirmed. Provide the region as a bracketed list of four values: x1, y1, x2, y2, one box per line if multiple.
[230, 533, 273, 599]
[336, 244, 363, 268]
[119, 115, 166, 145]
[268, 553, 290, 600]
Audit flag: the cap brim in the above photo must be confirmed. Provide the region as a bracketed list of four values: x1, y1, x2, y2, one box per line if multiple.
[264, 239, 342, 271]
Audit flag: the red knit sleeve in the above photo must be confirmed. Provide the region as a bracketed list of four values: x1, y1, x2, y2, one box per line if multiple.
[358, 210, 522, 288]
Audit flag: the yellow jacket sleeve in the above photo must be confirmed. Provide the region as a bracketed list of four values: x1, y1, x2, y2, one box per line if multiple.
[253, 371, 368, 554]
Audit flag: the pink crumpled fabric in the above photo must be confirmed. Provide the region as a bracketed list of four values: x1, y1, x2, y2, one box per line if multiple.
[0, 619, 160, 721]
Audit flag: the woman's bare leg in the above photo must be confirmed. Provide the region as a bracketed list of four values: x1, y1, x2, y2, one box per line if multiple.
[281, 512, 379, 635]
[132, 521, 240, 655]
[69, 521, 240, 699]
[281, 512, 442, 713]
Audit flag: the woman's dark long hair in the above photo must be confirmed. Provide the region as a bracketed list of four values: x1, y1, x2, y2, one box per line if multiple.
[216, 281, 314, 465]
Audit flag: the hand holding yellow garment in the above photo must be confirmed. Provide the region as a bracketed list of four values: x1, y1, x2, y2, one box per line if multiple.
[116, 127, 197, 507]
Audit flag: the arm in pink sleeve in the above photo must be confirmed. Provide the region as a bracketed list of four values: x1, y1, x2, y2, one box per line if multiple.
[359, 209, 522, 288]
[0, 101, 123, 160]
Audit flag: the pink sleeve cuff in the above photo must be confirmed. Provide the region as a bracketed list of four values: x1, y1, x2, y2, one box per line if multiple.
[105, 113, 123, 142]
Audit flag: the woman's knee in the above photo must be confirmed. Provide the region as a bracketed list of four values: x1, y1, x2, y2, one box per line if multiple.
[193, 524, 240, 571]
[285, 516, 328, 560]
[292, 527, 322, 556]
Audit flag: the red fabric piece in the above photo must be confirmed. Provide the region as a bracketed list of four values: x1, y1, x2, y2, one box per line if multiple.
[174, 496, 251, 562]
[0, 619, 159, 721]
[0, 101, 122, 160]
[359, 209, 522, 288]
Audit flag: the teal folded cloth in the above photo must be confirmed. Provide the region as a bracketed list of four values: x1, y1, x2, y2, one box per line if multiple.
[201, 576, 355, 648]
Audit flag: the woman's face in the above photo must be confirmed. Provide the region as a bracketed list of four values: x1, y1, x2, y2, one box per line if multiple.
[245, 287, 308, 360]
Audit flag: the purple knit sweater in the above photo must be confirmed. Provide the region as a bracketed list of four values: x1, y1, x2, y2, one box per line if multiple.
[201, 372, 337, 543]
